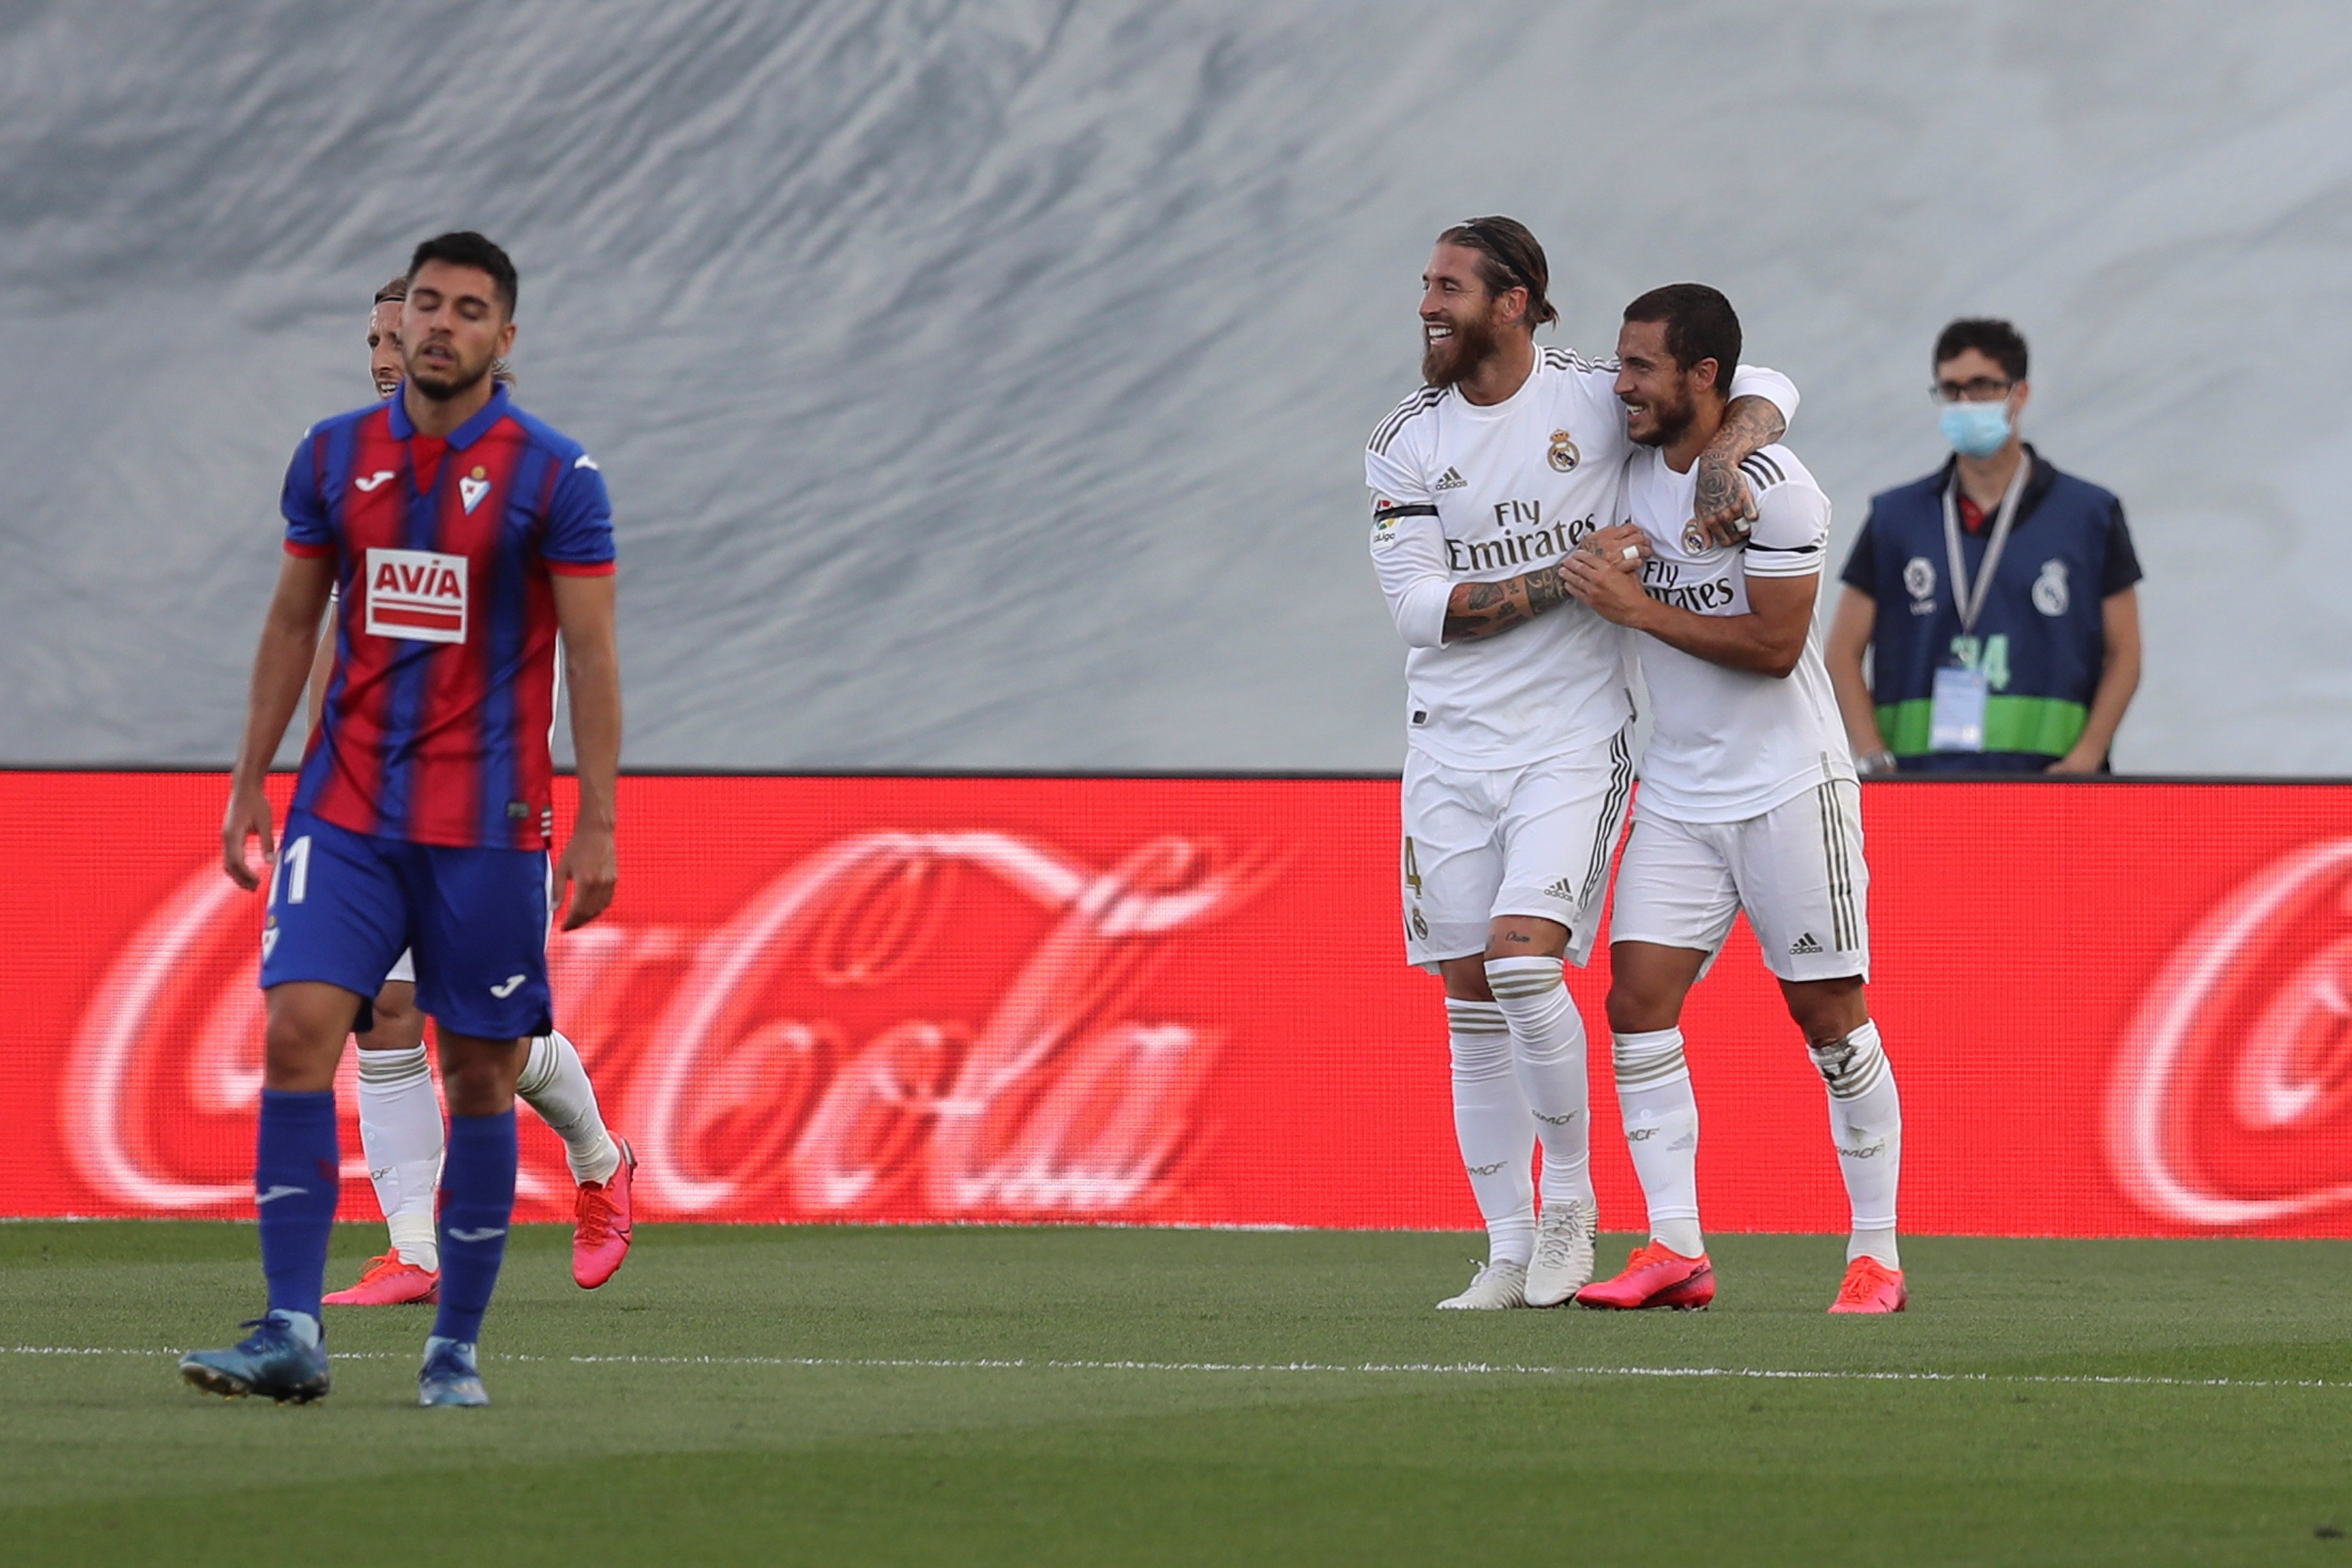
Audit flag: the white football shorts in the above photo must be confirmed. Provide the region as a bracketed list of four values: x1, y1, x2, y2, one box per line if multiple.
[1399, 728, 1635, 970]
[1610, 779, 1869, 983]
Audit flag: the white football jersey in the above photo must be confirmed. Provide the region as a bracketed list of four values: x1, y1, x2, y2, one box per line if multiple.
[1623, 442, 1856, 823]
[1365, 352, 1797, 771]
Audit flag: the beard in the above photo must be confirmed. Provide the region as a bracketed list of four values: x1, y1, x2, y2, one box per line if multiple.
[405, 345, 494, 402]
[1420, 306, 1502, 389]
[1630, 383, 1698, 448]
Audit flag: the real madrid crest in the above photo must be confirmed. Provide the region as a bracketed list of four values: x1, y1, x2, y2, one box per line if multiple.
[1547, 429, 1580, 473]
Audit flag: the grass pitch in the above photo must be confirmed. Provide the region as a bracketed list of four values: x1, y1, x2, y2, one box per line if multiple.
[1, 1225, 2349, 1565]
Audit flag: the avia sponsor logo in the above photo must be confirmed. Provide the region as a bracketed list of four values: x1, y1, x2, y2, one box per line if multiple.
[2107, 836, 2352, 1229]
[362, 548, 469, 645]
[64, 829, 1272, 1224]
[1443, 504, 1596, 574]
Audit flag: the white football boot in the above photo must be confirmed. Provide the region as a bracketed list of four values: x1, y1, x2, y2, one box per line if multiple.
[1436, 1259, 1528, 1310]
[1524, 1200, 1598, 1307]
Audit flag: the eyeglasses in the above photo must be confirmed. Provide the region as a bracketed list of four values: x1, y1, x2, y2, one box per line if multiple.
[1930, 377, 2015, 404]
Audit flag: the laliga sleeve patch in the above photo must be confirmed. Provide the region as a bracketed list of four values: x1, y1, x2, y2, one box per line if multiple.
[364, 547, 469, 643]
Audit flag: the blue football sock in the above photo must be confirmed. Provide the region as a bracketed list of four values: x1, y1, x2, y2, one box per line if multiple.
[433, 1109, 518, 1346]
[256, 1087, 340, 1326]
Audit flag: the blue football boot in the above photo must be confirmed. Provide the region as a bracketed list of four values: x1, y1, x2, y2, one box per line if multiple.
[178, 1311, 331, 1404]
[417, 1335, 489, 1407]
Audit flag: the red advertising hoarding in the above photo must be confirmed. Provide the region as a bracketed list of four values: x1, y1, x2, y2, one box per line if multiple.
[3, 771, 2347, 1238]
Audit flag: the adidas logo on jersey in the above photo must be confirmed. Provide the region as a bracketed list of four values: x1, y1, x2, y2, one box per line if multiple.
[1434, 467, 1467, 490]
[1789, 932, 1825, 956]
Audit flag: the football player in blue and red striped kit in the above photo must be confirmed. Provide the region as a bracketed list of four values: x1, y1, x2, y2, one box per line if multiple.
[182, 231, 623, 1408]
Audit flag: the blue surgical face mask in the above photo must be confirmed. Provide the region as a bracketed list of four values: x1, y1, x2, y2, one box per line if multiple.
[1940, 399, 2012, 459]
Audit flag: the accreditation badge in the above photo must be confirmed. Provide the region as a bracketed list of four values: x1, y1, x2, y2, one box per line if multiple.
[1929, 665, 1990, 753]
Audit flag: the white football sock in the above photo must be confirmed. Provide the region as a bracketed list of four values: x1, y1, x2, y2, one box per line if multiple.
[1613, 1028, 1703, 1258]
[1485, 956, 1595, 1212]
[355, 1044, 442, 1271]
[1810, 1020, 1902, 1269]
[516, 1030, 621, 1184]
[1447, 998, 1536, 1269]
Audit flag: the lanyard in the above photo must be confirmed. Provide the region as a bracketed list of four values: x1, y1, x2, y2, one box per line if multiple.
[1941, 455, 2030, 636]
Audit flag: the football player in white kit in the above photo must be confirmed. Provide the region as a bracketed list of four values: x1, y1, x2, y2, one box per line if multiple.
[1562, 284, 1906, 1315]
[1365, 220, 1800, 1309]
[306, 276, 636, 1307]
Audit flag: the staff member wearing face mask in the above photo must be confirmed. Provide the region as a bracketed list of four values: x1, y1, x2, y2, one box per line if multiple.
[1826, 318, 2142, 775]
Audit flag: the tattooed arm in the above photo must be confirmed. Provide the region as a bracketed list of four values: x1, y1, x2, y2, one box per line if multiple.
[1443, 562, 1570, 642]
[1442, 523, 1649, 643]
[1689, 395, 1786, 547]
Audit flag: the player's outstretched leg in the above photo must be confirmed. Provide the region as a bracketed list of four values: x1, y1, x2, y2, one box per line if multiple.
[329, 978, 443, 1306]
[181, 983, 357, 1403]
[1436, 997, 1533, 1309]
[1812, 1021, 1906, 1314]
[1576, 1027, 1715, 1311]
[515, 1029, 634, 1288]
[1486, 952, 1598, 1306]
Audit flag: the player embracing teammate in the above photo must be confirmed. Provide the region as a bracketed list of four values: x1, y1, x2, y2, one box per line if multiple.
[1560, 284, 1906, 1314]
[1363, 220, 1798, 1309]
[183, 231, 626, 1406]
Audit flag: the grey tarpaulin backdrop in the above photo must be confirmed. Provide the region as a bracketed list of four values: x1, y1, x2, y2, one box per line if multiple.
[2, 1, 2345, 770]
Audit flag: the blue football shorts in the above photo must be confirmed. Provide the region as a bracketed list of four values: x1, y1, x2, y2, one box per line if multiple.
[257, 808, 553, 1039]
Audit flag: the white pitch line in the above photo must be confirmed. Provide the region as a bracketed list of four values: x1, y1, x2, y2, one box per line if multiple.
[7, 1344, 2348, 1391]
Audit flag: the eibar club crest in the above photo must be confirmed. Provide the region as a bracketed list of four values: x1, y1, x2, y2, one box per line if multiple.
[458, 465, 492, 514]
[1547, 429, 1580, 473]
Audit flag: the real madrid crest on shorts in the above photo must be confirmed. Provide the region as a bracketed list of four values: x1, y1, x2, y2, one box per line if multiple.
[1547, 429, 1579, 473]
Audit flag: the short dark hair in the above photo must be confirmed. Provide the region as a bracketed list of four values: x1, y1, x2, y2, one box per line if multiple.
[1436, 216, 1559, 328]
[372, 275, 407, 307]
[1623, 283, 1741, 387]
[1934, 318, 2027, 382]
[406, 231, 518, 316]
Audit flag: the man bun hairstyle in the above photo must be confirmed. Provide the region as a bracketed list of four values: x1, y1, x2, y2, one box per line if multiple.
[1623, 282, 1741, 389]
[407, 230, 518, 316]
[1934, 317, 2028, 383]
[1437, 216, 1559, 328]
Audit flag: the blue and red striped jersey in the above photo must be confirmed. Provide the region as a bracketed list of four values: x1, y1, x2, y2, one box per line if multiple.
[281, 383, 616, 850]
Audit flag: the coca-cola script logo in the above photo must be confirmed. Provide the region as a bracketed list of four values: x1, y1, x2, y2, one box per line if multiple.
[64, 830, 1270, 1222]
[2107, 837, 2352, 1228]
